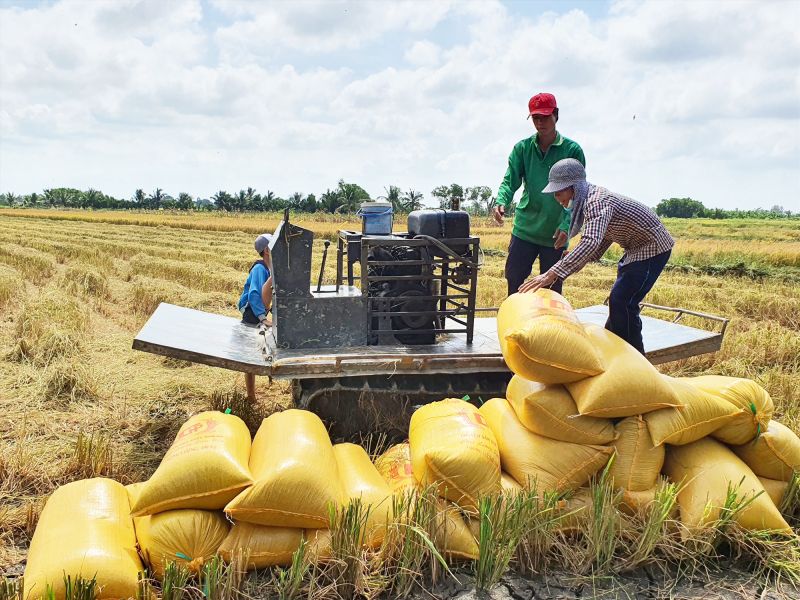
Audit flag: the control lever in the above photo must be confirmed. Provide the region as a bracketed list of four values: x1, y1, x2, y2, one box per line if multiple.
[316, 240, 331, 293]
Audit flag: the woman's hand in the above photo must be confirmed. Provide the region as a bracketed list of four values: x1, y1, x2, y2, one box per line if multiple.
[518, 271, 558, 293]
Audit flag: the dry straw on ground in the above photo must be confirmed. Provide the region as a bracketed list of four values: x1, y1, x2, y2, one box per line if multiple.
[0, 210, 798, 597]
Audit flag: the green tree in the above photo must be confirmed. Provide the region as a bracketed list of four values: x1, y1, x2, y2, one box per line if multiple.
[0, 192, 19, 206]
[431, 183, 464, 210]
[213, 190, 233, 211]
[301, 192, 317, 212]
[319, 188, 342, 213]
[147, 188, 165, 209]
[380, 185, 404, 212]
[82, 188, 103, 209]
[176, 192, 194, 210]
[261, 190, 278, 211]
[133, 189, 146, 206]
[655, 197, 706, 218]
[402, 188, 424, 212]
[465, 186, 494, 216]
[334, 179, 370, 213]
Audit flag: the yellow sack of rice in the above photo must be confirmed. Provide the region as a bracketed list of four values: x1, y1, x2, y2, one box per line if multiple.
[566, 325, 681, 418]
[732, 420, 800, 481]
[226, 409, 342, 528]
[218, 523, 331, 570]
[663, 437, 791, 533]
[506, 374, 615, 444]
[501, 472, 522, 494]
[645, 376, 742, 446]
[409, 399, 501, 511]
[134, 510, 229, 579]
[620, 487, 659, 514]
[555, 488, 593, 533]
[682, 375, 774, 445]
[375, 443, 417, 493]
[497, 290, 604, 384]
[759, 477, 788, 507]
[131, 411, 252, 516]
[435, 500, 480, 560]
[24, 478, 143, 600]
[125, 480, 146, 505]
[610, 416, 664, 492]
[334, 443, 393, 548]
[479, 398, 612, 493]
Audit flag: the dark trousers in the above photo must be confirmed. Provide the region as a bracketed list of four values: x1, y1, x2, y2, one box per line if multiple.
[241, 305, 260, 325]
[605, 250, 671, 354]
[504, 234, 565, 296]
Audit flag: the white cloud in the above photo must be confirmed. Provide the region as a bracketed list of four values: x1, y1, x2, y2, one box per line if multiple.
[212, 0, 454, 59]
[0, 0, 798, 210]
[405, 41, 441, 67]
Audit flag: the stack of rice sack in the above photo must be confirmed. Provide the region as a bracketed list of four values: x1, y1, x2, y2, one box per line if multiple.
[496, 289, 799, 534]
[23, 477, 145, 600]
[374, 441, 484, 560]
[134, 408, 391, 573]
[23, 409, 395, 589]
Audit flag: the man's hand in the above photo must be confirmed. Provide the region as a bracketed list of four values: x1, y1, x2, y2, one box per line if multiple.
[553, 229, 567, 249]
[518, 271, 558, 293]
[492, 204, 505, 225]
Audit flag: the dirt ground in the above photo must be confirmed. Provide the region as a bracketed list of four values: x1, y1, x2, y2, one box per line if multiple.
[420, 567, 795, 600]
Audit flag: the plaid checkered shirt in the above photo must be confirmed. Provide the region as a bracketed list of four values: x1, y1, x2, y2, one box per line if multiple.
[549, 183, 674, 280]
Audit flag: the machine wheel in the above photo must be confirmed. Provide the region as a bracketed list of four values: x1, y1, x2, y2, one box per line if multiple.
[292, 371, 512, 442]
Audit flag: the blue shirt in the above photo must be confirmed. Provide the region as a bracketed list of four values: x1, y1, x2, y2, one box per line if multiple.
[237, 262, 270, 319]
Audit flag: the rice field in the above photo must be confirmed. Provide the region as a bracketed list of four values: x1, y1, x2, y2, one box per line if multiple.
[1, 209, 799, 596]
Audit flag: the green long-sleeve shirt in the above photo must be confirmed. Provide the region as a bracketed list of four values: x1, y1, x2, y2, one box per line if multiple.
[496, 132, 586, 246]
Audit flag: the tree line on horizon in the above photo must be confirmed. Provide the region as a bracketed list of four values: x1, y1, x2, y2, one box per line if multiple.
[0, 184, 795, 219]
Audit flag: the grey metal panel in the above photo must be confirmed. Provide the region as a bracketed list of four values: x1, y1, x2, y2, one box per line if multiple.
[132, 303, 271, 374]
[272, 286, 368, 349]
[574, 305, 722, 363]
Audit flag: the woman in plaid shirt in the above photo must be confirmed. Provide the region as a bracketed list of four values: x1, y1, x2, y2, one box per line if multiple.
[519, 158, 674, 354]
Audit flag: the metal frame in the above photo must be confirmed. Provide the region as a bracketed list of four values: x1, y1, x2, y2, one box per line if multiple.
[336, 230, 480, 345]
[639, 302, 730, 336]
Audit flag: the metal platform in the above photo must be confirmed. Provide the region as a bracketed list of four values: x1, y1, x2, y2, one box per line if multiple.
[133, 302, 727, 379]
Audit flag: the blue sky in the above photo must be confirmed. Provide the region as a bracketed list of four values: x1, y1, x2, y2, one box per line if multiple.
[0, 0, 798, 210]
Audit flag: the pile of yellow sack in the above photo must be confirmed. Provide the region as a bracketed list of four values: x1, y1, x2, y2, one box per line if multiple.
[495, 289, 799, 533]
[23, 289, 800, 597]
[24, 409, 482, 598]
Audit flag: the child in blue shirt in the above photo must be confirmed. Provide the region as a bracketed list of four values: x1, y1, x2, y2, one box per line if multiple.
[238, 233, 273, 327]
[240, 233, 273, 401]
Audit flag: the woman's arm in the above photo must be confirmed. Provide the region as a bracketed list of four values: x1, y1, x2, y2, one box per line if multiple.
[548, 203, 613, 280]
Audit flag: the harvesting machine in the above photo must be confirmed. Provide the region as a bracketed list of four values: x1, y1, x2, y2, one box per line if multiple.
[133, 208, 729, 439]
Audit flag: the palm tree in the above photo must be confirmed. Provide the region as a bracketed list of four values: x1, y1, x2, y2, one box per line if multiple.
[402, 188, 424, 212]
[335, 179, 370, 213]
[262, 190, 277, 211]
[212, 190, 233, 211]
[148, 188, 165, 209]
[319, 189, 341, 214]
[380, 185, 404, 212]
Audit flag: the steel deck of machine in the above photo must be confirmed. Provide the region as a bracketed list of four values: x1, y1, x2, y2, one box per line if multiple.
[133, 302, 725, 379]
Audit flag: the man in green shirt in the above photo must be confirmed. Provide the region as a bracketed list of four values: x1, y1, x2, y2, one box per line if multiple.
[493, 93, 586, 295]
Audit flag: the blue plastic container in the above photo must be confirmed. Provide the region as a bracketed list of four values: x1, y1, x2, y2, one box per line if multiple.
[358, 200, 393, 235]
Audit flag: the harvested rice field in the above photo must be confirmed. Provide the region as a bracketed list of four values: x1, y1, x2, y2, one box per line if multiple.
[1, 209, 799, 598]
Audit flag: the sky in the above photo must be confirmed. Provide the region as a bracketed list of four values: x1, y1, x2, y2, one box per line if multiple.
[0, 0, 799, 210]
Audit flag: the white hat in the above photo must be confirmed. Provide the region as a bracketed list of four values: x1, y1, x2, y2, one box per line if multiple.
[542, 158, 586, 193]
[254, 233, 273, 255]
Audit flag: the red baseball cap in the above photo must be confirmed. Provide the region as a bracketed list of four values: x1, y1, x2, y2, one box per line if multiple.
[528, 93, 557, 116]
